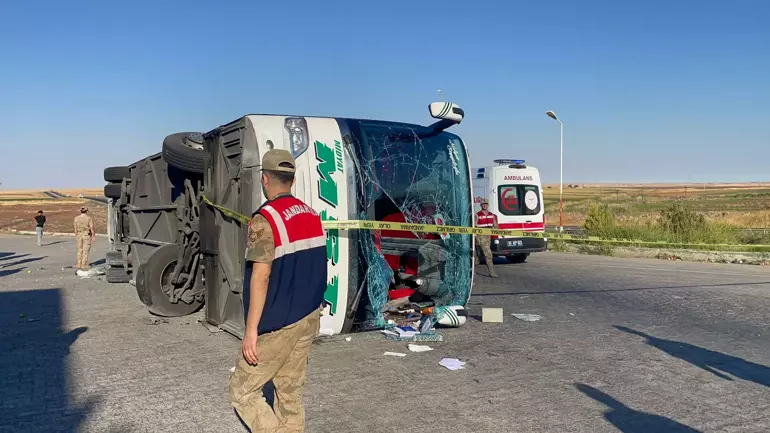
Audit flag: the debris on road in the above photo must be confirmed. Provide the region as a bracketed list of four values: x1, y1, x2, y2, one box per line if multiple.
[77, 266, 106, 277]
[511, 313, 543, 322]
[439, 358, 466, 371]
[147, 317, 170, 325]
[345, 337, 352, 342]
[383, 352, 407, 357]
[482, 307, 504, 323]
[408, 344, 433, 353]
[229, 366, 236, 373]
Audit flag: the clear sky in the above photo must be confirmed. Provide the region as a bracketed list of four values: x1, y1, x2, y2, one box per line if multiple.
[1, 0, 768, 189]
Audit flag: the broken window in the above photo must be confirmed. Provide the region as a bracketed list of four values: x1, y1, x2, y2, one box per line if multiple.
[342, 119, 473, 329]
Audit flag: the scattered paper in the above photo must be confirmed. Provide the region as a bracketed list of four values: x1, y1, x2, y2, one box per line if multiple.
[345, 337, 352, 342]
[439, 358, 466, 371]
[383, 352, 407, 357]
[408, 344, 433, 353]
[569, 313, 575, 316]
[229, 366, 236, 373]
[511, 313, 543, 322]
[394, 326, 418, 339]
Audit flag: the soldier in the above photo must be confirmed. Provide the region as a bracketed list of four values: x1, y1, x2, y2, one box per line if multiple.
[228, 149, 327, 433]
[73, 207, 95, 270]
[474, 198, 499, 278]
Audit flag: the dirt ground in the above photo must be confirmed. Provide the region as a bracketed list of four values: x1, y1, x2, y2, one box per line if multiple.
[0, 200, 108, 234]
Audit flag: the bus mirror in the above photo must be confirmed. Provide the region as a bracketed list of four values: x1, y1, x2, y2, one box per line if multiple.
[429, 102, 464, 125]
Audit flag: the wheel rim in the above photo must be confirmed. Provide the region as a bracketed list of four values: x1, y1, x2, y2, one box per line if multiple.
[159, 260, 179, 302]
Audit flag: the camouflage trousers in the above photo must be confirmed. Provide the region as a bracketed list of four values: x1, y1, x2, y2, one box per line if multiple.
[76, 233, 92, 269]
[229, 309, 321, 433]
[475, 235, 497, 276]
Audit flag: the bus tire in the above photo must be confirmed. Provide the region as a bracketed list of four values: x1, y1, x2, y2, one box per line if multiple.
[162, 132, 205, 174]
[135, 244, 204, 317]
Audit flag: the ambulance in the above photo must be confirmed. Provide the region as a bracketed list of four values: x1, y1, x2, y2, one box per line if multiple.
[471, 159, 547, 263]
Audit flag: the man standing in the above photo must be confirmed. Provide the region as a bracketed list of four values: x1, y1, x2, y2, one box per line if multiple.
[34, 210, 46, 246]
[228, 149, 327, 433]
[73, 207, 96, 270]
[474, 198, 499, 278]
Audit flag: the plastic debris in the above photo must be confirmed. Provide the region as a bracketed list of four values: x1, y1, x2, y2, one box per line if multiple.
[439, 358, 466, 371]
[345, 337, 352, 342]
[229, 366, 236, 373]
[76, 266, 106, 277]
[482, 308, 504, 323]
[511, 313, 543, 322]
[383, 352, 407, 357]
[408, 344, 433, 353]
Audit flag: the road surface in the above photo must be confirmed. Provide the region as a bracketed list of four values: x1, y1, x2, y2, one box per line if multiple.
[0, 234, 768, 432]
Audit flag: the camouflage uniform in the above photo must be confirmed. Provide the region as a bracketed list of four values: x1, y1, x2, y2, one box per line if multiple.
[228, 208, 321, 433]
[74, 211, 93, 269]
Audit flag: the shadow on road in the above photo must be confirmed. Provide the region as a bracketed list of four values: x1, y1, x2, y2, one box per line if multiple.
[0, 288, 129, 432]
[575, 383, 702, 432]
[0, 253, 29, 262]
[0, 268, 26, 278]
[470, 281, 770, 297]
[0, 256, 45, 269]
[615, 326, 770, 388]
[43, 240, 67, 247]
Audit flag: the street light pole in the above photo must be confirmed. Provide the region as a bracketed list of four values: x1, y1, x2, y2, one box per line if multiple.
[546, 111, 564, 232]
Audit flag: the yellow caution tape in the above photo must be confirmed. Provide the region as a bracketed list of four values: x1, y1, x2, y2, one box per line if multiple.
[201, 195, 770, 250]
[201, 194, 251, 225]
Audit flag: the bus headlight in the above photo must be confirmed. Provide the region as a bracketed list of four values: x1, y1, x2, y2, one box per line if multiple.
[284, 117, 309, 158]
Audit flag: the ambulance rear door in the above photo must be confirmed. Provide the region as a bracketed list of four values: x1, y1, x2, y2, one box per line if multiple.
[490, 161, 544, 234]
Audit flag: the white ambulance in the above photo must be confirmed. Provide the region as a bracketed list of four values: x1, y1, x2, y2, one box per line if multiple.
[471, 159, 547, 263]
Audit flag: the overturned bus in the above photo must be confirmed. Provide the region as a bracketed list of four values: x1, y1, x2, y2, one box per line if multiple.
[103, 102, 474, 337]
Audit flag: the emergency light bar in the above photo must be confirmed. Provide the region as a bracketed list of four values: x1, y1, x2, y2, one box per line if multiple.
[494, 159, 525, 165]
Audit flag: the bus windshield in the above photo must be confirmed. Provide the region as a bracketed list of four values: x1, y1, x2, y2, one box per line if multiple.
[344, 119, 471, 230]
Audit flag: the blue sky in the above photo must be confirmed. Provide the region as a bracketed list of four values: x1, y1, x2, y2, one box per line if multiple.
[1, 0, 768, 189]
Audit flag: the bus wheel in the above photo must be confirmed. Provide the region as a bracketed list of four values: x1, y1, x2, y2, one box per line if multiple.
[506, 253, 529, 264]
[136, 244, 204, 317]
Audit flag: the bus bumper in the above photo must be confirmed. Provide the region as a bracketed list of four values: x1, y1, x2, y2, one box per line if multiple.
[490, 236, 548, 256]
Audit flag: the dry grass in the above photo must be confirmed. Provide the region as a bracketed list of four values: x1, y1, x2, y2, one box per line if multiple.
[0, 188, 107, 234]
[543, 183, 770, 228]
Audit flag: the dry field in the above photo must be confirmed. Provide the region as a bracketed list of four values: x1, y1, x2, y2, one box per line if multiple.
[0, 188, 107, 234]
[542, 182, 770, 228]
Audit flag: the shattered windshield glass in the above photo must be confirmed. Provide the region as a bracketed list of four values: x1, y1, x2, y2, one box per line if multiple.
[342, 119, 473, 329]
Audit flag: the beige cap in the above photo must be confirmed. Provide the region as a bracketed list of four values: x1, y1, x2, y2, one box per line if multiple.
[260, 149, 296, 173]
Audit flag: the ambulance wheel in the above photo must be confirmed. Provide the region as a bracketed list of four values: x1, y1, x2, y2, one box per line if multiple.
[162, 132, 205, 174]
[135, 244, 204, 317]
[506, 253, 529, 264]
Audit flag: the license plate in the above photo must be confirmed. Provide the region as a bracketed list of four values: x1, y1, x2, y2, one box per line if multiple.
[507, 240, 523, 248]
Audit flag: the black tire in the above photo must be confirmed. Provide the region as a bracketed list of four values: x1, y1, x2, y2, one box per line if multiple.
[104, 183, 122, 199]
[106, 251, 123, 267]
[106, 266, 131, 283]
[506, 253, 529, 264]
[162, 132, 205, 174]
[104, 166, 130, 182]
[135, 244, 204, 317]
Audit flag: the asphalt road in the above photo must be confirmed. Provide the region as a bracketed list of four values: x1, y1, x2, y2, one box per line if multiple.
[0, 234, 768, 432]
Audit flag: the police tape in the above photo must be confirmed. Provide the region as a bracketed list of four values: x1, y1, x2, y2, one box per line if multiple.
[200, 195, 770, 251]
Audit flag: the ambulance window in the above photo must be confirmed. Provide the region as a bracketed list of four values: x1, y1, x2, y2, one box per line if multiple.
[498, 185, 540, 215]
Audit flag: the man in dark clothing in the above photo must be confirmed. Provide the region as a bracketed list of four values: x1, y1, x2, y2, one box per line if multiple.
[34, 210, 46, 246]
